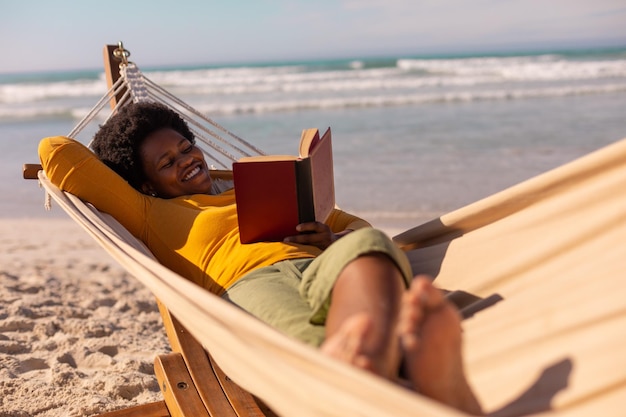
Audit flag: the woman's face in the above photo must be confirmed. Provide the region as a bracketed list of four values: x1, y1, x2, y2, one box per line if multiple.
[139, 128, 213, 198]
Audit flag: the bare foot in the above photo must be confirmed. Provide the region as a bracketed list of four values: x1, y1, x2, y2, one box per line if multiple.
[320, 314, 377, 373]
[398, 275, 483, 415]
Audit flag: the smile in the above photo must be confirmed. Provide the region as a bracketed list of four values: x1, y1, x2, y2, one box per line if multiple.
[183, 166, 201, 181]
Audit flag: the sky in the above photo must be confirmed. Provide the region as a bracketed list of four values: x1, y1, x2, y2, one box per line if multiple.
[1, 0, 625, 74]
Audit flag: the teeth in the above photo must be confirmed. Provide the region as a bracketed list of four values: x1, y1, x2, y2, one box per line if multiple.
[184, 166, 200, 181]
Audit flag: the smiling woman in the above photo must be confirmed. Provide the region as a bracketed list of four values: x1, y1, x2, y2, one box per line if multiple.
[90, 102, 198, 193]
[38, 100, 483, 415]
[138, 129, 214, 198]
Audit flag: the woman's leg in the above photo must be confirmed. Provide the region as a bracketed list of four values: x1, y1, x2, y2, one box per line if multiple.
[322, 275, 482, 414]
[223, 260, 326, 346]
[322, 252, 406, 379]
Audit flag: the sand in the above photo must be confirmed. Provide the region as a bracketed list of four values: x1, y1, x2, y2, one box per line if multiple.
[0, 218, 170, 417]
[0, 213, 408, 417]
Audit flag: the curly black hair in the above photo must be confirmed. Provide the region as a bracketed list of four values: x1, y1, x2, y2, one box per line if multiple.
[91, 101, 195, 191]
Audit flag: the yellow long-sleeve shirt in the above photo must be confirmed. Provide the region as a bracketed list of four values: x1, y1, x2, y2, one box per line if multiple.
[39, 136, 370, 295]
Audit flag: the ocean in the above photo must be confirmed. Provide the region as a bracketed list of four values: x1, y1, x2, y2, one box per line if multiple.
[2, 47, 625, 233]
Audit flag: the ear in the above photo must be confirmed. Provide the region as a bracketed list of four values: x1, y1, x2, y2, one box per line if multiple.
[141, 182, 156, 197]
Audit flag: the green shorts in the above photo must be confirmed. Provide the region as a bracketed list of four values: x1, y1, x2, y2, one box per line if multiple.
[222, 228, 413, 346]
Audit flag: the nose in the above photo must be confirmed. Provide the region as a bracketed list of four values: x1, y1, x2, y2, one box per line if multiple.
[178, 152, 194, 167]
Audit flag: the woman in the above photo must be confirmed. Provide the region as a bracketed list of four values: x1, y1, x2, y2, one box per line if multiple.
[39, 102, 482, 414]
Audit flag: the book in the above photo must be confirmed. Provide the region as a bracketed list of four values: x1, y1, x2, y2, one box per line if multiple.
[232, 127, 335, 243]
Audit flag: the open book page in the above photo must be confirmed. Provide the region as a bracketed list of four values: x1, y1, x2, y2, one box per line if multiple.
[299, 128, 321, 157]
[306, 128, 334, 222]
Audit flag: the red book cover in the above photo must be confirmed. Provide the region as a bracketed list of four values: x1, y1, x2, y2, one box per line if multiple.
[233, 128, 334, 243]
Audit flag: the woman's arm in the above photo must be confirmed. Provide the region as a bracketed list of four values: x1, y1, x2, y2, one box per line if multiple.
[325, 208, 371, 233]
[39, 136, 150, 236]
[283, 208, 371, 249]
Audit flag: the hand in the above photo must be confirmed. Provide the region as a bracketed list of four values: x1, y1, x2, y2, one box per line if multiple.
[283, 222, 351, 250]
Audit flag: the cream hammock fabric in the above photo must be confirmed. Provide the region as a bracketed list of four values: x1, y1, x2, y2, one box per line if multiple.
[396, 137, 626, 416]
[37, 49, 625, 416]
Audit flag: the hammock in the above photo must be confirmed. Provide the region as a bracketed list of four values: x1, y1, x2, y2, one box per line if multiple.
[33, 43, 625, 416]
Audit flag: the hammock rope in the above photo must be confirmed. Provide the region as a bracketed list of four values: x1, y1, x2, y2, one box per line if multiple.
[68, 75, 126, 139]
[67, 46, 265, 169]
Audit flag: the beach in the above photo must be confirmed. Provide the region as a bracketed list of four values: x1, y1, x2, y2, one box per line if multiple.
[1, 47, 625, 416]
[0, 220, 410, 417]
[0, 219, 170, 416]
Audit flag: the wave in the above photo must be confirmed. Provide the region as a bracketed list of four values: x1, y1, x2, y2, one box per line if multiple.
[0, 79, 107, 104]
[2, 82, 625, 121]
[0, 106, 108, 122]
[110, 55, 626, 93]
[2, 53, 626, 105]
[177, 82, 626, 115]
[397, 54, 626, 81]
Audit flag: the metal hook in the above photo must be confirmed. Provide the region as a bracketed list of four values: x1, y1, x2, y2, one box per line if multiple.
[113, 41, 131, 66]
